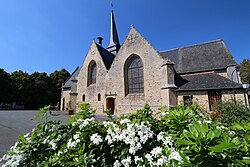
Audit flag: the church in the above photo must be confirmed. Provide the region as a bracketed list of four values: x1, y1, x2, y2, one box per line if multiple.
[61, 11, 246, 115]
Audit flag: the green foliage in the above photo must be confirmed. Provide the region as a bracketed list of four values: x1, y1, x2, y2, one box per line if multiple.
[103, 109, 113, 120]
[49, 69, 70, 106]
[0, 68, 12, 103]
[0, 68, 70, 109]
[240, 59, 250, 83]
[1, 104, 250, 166]
[211, 100, 250, 125]
[67, 103, 95, 124]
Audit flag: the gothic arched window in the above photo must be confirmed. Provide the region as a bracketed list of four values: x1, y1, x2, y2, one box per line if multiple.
[125, 55, 144, 95]
[87, 61, 96, 86]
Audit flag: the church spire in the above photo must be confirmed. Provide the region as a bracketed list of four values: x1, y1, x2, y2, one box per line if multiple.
[107, 10, 120, 55]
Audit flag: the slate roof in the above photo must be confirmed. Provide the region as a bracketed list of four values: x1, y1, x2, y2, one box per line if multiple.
[62, 67, 80, 89]
[160, 40, 237, 74]
[96, 44, 116, 69]
[175, 72, 242, 91]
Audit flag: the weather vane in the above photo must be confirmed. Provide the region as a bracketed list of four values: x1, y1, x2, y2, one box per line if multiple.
[110, 0, 114, 9]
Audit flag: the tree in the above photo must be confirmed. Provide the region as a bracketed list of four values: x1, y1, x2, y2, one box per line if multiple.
[240, 59, 250, 84]
[49, 69, 70, 106]
[0, 68, 12, 103]
[10, 70, 30, 104]
[1, 68, 70, 109]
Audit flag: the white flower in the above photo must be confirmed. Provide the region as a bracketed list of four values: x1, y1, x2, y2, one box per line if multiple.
[216, 125, 225, 130]
[57, 151, 63, 156]
[204, 120, 212, 124]
[24, 133, 30, 138]
[103, 121, 114, 127]
[120, 118, 131, 124]
[145, 153, 153, 163]
[157, 132, 173, 148]
[229, 131, 236, 135]
[49, 140, 57, 150]
[169, 150, 182, 162]
[113, 160, 121, 167]
[150, 147, 162, 158]
[73, 133, 80, 140]
[26, 137, 32, 143]
[156, 156, 168, 166]
[56, 135, 62, 142]
[129, 146, 136, 155]
[134, 156, 143, 164]
[90, 133, 103, 145]
[161, 111, 169, 116]
[121, 156, 131, 167]
[157, 132, 165, 141]
[42, 136, 50, 144]
[67, 139, 77, 148]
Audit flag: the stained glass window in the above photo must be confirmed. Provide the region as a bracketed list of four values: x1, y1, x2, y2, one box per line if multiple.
[88, 61, 96, 86]
[125, 55, 144, 95]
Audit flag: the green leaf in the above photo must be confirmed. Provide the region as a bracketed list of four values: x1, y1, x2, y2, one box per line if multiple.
[206, 131, 215, 140]
[178, 151, 191, 164]
[176, 139, 196, 145]
[209, 142, 237, 152]
[231, 122, 245, 131]
[120, 147, 128, 159]
[189, 125, 198, 138]
[201, 123, 208, 137]
[242, 157, 250, 164]
[183, 130, 196, 140]
[193, 120, 202, 132]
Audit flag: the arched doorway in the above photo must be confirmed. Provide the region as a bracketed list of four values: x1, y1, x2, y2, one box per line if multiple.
[106, 98, 115, 114]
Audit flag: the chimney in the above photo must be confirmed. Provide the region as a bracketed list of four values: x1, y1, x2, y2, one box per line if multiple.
[97, 37, 103, 46]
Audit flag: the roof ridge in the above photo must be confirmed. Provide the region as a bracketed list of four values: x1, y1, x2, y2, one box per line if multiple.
[179, 39, 223, 49]
[159, 39, 223, 53]
[159, 48, 179, 53]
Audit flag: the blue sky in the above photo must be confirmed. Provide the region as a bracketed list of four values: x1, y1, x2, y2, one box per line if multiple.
[0, 0, 249, 74]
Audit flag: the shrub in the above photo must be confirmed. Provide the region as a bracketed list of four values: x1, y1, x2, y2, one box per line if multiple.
[1, 103, 250, 166]
[211, 100, 250, 125]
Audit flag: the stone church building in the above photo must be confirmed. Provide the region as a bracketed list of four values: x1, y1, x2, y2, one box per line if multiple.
[61, 11, 246, 115]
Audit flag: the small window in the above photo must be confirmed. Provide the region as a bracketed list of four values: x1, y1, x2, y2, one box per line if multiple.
[82, 94, 85, 102]
[183, 96, 193, 107]
[98, 94, 101, 101]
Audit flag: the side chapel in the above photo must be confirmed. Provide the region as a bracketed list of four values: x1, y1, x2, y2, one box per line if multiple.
[61, 11, 246, 115]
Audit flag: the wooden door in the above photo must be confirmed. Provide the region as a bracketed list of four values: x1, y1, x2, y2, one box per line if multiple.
[208, 90, 221, 111]
[106, 98, 115, 114]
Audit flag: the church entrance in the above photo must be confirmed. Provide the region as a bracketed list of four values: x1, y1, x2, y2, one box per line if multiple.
[106, 98, 115, 114]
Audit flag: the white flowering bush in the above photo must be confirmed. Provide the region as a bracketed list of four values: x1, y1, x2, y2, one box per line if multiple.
[1, 103, 250, 166]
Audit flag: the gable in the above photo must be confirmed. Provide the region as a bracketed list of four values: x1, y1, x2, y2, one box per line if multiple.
[160, 40, 237, 74]
[62, 66, 80, 89]
[114, 26, 166, 64]
[96, 44, 115, 69]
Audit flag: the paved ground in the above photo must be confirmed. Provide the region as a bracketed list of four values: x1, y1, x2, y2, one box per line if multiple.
[0, 110, 111, 159]
[0, 110, 70, 158]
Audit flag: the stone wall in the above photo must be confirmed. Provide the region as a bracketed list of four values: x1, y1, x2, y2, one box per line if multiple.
[221, 89, 247, 104]
[177, 91, 209, 111]
[60, 89, 70, 110]
[177, 89, 248, 112]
